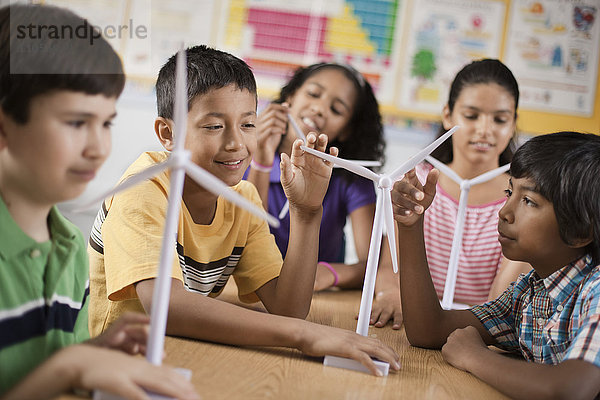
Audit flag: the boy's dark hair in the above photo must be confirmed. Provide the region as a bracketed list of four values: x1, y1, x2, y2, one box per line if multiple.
[156, 45, 257, 119]
[431, 58, 519, 165]
[276, 63, 385, 178]
[0, 4, 125, 124]
[510, 131, 600, 264]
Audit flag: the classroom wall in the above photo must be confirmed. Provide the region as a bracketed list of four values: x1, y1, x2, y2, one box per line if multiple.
[54, 0, 596, 237]
[42, 0, 600, 136]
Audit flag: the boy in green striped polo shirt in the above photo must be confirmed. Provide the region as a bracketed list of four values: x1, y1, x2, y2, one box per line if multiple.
[0, 4, 197, 400]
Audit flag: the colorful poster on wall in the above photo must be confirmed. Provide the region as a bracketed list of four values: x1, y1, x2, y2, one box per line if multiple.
[504, 0, 599, 116]
[217, 0, 406, 104]
[396, 0, 506, 114]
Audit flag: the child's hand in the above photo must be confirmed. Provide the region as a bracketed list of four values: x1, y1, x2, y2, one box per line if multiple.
[441, 326, 487, 372]
[369, 290, 403, 330]
[296, 322, 401, 376]
[63, 344, 199, 400]
[391, 168, 439, 227]
[281, 133, 336, 216]
[254, 102, 289, 166]
[89, 312, 150, 355]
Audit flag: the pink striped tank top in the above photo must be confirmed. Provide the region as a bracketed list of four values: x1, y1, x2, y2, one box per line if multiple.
[415, 162, 506, 305]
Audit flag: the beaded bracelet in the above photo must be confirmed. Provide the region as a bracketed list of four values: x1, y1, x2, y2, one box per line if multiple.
[318, 261, 339, 287]
[251, 159, 273, 173]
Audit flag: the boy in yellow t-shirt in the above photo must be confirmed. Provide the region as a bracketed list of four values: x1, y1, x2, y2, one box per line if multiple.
[89, 45, 400, 375]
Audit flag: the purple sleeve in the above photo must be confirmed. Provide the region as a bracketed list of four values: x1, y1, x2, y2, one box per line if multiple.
[345, 177, 376, 214]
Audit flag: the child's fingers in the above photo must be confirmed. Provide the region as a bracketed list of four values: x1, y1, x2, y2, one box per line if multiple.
[122, 324, 150, 343]
[315, 133, 328, 152]
[351, 350, 384, 376]
[116, 312, 151, 326]
[305, 132, 317, 148]
[108, 364, 198, 400]
[279, 152, 293, 187]
[264, 118, 287, 134]
[105, 380, 150, 400]
[289, 138, 305, 163]
[348, 341, 401, 376]
[403, 168, 422, 186]
[133, 366, 199, 400]
[391, 181, 424, 213]
[371, 308, 392, 327]
[423, 168, 440, 196]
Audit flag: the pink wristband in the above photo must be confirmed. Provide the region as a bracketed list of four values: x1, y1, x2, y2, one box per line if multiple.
[318, 261, 338, 287]
[251, 159, 273, 173]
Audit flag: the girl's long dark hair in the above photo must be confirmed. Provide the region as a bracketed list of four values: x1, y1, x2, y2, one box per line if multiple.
[276, 63, 385, 181]
[431, 59, 519, 165]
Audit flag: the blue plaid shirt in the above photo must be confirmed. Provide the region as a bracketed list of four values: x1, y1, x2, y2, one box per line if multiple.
[471, 254, 600, 366]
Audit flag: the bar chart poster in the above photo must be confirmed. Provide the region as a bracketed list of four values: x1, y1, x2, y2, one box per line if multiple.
[217, 0, 407, 104]
[396, 0, 506, 114]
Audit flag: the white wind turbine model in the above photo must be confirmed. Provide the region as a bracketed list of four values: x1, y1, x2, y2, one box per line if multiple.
[86, 46, 279, 400]
[277, 114, 381, 219]
[424, 156, 510, 310]
[301, 126, 459, 376]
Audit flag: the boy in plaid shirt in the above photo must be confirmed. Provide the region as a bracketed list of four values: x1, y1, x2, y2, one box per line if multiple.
[393, 131, 600, 399]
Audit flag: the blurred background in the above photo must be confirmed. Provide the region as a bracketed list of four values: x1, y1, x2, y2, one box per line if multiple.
[15, 0, 599, 242]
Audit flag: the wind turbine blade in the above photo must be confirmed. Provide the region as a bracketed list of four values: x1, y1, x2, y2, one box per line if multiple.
[300, 146, 380, 182]
[73, 160, 172, 212]
[172, 47, 188, 153]
[146, 45, 188, 368]
[146, 160, 186, 365]
[389, 126, 459, 181]
[278, 200, 290, 219]
[334, 160, 381, 168]
[440, 187, 469, 310]
[382, 189, 399, 274]
[425, 155, 463, 184]
[356, 194, 385, 337]
[185, 162, 280, 228]
[287, 113, 307, 143]
[469, 163, 510, 186]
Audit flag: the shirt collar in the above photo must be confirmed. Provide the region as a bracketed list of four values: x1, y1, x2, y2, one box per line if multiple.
[0, 195, 36, 260]
[534, 254, 595, 307]
[0, 196, 78, 260]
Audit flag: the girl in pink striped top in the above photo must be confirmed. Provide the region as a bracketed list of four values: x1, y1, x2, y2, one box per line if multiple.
[372, 60, 532, 325]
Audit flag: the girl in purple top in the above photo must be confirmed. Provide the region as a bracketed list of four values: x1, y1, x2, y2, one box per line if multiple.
[247, 63, 399, 326]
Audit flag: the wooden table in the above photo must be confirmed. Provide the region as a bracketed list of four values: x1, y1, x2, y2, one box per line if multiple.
[60, 284, 509, 399]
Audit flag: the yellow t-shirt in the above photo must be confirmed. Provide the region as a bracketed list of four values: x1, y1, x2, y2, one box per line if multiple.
[88, 151, 283, 336]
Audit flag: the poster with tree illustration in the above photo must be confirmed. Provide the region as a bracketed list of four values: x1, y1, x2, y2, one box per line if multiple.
[397, 0, 505, 114]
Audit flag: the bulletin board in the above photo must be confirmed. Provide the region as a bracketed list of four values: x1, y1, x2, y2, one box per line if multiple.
[213, 0, 407, 106]
[504, 0, 600, 134]
[36, 0, 600, 134]
[214, 0, 600, 134]
[394, 0, 507, 115]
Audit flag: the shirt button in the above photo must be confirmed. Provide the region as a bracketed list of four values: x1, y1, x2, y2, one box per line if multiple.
[557, 305, 564, 312]
[30, 248, 41, 258]
[537, 318, 545, 327]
